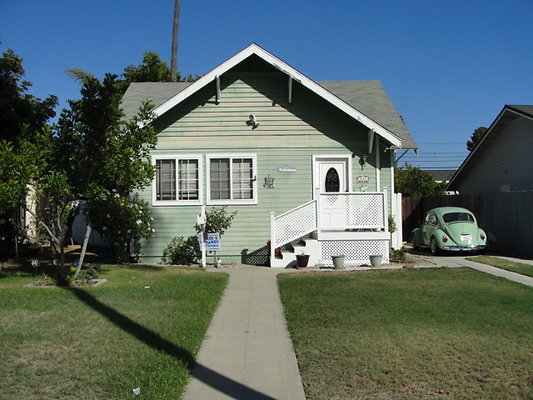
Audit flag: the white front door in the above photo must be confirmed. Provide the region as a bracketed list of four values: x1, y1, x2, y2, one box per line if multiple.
[314, 156, 351, 230]
[319, 161, 347, 193]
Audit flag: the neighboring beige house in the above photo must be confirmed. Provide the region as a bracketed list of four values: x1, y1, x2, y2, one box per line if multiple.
[447, 105, 533, 193]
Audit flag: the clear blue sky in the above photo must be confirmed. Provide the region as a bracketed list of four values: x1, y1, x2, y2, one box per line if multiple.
[2, 0, 532, 169]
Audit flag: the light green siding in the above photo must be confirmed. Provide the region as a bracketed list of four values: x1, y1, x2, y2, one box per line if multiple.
[138, 72, 395, 263]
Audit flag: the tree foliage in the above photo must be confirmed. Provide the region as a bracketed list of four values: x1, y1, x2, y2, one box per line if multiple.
[53, 73, 158, 264]
[0, 48, 57, 255]
[395, 165, 446, 197]
[0, 48, 57, 212]
[466, 126, 488, 152]
[0, 49, 56, 142]
[119, 51, 200, 93]
[123, 52, 173, 84]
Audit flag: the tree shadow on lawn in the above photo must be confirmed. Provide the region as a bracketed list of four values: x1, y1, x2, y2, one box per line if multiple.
[68, 287, 275, 400]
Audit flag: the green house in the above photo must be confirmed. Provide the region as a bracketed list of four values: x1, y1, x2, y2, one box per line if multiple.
[122, 44, 417, 267]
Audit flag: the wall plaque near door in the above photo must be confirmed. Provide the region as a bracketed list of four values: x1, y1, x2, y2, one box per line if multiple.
[263, 175, 275, 189]
[356, 175, 370, 183]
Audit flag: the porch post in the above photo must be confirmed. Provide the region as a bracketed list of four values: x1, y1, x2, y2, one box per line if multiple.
[270, 212, 276, 267]
[375, 137, 381, 191]
[314, 187, 321, 234]
[383, 188, 389, 233]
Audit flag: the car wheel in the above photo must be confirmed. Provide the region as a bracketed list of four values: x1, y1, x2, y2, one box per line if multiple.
[411, 233, 419, 250]
[430, 237, 440, 256]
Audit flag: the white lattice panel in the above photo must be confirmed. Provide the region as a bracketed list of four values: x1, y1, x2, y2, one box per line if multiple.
[319, 193, 385, 230]
[320, 240, 389, 266]
[273, 201, 317, 247]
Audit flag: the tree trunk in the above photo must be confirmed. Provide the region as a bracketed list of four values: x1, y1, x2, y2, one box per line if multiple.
[74, 224, 92, 278]
[14, 235, 19, 259]
[56, 239, 68, 285]
[171, 0, 180, 82]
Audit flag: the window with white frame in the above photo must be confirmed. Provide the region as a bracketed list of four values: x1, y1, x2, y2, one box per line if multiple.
[207, 154, 257, 204]
[153, 155, 202, 205]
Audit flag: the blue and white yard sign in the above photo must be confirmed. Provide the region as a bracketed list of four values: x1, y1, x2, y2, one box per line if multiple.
[206, 233, 221, 251]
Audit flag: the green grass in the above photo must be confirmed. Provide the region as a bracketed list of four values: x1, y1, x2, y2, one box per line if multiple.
[278, 268, 533, 400]
[467, 256, 533, 278]
[0, 263, 228, 400]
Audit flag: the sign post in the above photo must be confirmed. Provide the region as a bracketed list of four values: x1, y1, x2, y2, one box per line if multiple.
[196, 206, 207, 268]
[206, 233, 221, 268]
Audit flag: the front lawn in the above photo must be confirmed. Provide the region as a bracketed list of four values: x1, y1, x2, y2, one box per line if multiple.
[467, 255, 533, 278]
[0, 264, 228, 400]
[278, 268, 533, 399]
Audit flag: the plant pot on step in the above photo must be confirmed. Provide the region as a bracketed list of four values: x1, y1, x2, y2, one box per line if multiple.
[331, 255, 345, 269]
[369, 255, 383, 267]
[296, 254, 310, 269]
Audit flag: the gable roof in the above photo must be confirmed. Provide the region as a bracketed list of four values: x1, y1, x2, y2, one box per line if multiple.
[446, 105, 533, 190]
[122, 44, 417, 149]
[319, 81, 417, 149]
[425, 169, 456, 182]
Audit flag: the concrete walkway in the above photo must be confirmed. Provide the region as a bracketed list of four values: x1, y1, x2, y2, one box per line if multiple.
[181, 265, 306, 400]
[426, 255, 533, 287]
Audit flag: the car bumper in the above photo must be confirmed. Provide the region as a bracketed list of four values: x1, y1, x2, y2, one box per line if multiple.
[441, 245, 485, 251]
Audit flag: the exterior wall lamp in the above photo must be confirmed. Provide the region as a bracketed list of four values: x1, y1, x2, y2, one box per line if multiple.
[359, 154, 368, 169]
[247, 114, 259, 129]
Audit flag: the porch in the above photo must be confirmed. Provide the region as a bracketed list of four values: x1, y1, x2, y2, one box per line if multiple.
[270, 191, 402, 268]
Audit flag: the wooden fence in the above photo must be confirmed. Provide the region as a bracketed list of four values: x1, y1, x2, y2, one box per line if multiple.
[402, 192, 533, 257]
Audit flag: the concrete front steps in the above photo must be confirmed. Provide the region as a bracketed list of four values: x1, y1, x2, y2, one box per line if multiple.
[271, 238, 321, 268]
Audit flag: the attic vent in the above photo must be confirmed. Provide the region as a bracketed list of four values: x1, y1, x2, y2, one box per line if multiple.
[230, 54, 278, 73]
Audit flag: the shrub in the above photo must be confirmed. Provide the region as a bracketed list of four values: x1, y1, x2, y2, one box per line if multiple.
[198, 207, 237, 236]
[161, 236, 199, 265]
[390, 247, 407, 263]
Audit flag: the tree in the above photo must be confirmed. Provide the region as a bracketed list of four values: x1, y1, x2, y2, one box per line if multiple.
[0, 49, 56, 142]
[0, 48, 57, 256]
[53, 73, 158, 269]
[395, 165, 446, 197]
[122, 52, 173, 85]
[466, 126, 488, 152]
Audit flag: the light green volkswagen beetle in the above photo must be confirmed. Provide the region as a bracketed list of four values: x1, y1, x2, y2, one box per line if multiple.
[411, 207, 487, 255]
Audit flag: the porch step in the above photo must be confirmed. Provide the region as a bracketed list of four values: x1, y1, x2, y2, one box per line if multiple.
[271, 238, 321, 268]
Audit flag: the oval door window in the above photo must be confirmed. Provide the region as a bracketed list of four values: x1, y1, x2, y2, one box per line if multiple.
[325, 168, 340, 192]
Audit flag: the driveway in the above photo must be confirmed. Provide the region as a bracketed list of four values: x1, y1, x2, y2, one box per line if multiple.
[408, 251, 533, 287]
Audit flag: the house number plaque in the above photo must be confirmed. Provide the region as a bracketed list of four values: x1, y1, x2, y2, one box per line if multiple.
[356, 175, 370, 183]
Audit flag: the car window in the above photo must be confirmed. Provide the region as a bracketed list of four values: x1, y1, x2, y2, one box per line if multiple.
[424, 213, 437, 225]
[443, 212, 474, 223]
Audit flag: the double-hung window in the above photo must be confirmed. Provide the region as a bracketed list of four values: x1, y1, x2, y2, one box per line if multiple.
[207, 154, 257, 205]
[152, 155, 202, 205]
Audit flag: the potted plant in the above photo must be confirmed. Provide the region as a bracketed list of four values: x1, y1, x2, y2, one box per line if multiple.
[296, 252, 310, 269]
[369, 254, 383, 267]
[331, 255, 345, 269]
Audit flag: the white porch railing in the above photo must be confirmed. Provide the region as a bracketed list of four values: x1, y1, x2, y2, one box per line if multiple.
[270, 200, 317, 249]
[270, 191, 395, 268]
[318, 192, 386, 231]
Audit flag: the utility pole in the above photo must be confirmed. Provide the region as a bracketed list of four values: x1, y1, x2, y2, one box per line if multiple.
[171, 0, 180, 82]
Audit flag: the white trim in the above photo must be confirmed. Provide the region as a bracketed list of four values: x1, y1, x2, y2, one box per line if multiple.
[151, 44, 402, 147]
[215, 75, 221, 103]
[368, 129, 374, 154]
[312, 154, 353, 198]
[447, 106, 533, 190]
[206, 153, 258, 205]
[151, 154, 204, 206]
[375, 137, 381, 191]
[288, 76, 293, 104]
[390, 151, 395, 194]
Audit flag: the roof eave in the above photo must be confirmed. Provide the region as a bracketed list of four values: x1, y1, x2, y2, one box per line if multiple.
[151, 43, 402, 147]
[446, 105, 524, 190]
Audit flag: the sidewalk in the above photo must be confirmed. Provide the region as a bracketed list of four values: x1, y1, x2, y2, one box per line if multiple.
[181, 265, 306, 400]
[428, 255, 533, 287]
